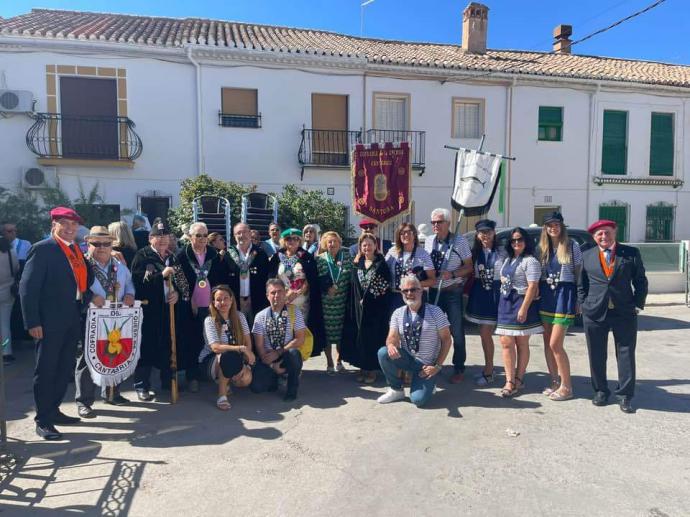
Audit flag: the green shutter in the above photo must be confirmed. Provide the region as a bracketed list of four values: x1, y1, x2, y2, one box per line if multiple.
[538, 106, 562, 141]
[650, 113, 674, 176]
[598, 204, 628, 242]
[602, 110, 627, 175]
[645, 204, 674, 242]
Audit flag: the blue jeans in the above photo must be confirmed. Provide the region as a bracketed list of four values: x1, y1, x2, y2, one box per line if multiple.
[377, 346, 437, 407]
[431, 287, 465, 373]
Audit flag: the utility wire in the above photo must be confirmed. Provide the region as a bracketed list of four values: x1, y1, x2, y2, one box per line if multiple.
[470, 0, 668, 80]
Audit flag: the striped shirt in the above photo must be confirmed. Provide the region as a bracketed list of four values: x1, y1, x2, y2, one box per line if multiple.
[384, 246, 434, 290]
[424, 233, 472, 288]
[500, 255, 541, 295]
[475, 248, 509, 281]
[201, 312, 250, 363]
[390, 303, 450, 365]
[540, 240, 583, 283]
[252, 305, 306, 353]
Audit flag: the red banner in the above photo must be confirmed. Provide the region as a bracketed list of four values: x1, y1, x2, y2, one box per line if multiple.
[352, 142, 411, 224]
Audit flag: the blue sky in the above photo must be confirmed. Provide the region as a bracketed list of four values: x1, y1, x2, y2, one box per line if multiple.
[2, 0, 688, 64]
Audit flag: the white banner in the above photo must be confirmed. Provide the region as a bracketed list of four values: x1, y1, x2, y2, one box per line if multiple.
[84, 301, 143, 388]
[451, 149, 503, 215]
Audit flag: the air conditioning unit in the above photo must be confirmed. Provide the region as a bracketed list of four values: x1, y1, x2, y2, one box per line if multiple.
[0, 90, 34, 113]
[21, 166, 57, 190]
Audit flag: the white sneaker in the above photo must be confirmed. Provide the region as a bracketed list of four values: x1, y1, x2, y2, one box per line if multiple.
[377, 388, 405, 404]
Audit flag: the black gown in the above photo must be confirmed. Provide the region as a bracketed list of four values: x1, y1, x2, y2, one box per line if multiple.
[268, 248, 326, 357]
[225, 243, 270, 318]
[341, 253, 392, 371]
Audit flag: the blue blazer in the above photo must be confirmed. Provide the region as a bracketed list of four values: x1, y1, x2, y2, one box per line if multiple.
[19, 237, 94, 331]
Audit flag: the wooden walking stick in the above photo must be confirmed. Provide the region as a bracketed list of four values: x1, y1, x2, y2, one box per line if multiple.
[167, 276, 179, 403]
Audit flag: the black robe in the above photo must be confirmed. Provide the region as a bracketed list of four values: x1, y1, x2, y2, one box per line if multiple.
[175, 244, 229, 371]
[268, 248, 326, 357]
[225, 243, 270, 315]
[341, 253, 392, 370]
[131, 245, 178, 371]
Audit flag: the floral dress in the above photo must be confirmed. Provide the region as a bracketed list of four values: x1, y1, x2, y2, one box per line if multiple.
[277, 252, 310, 319]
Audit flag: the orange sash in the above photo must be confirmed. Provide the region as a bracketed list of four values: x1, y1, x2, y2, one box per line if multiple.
[55, 237, 88, 293]
[598, 249, 615, 279]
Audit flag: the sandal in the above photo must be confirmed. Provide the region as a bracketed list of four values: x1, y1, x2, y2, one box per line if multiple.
[500, 381, 517, 398]
[549, 388, 573, 401]
[514, 376, 525, 392]
[542, 378, 559, 396]
[216, 395, 231, 411]
[474, 370, 494, 387]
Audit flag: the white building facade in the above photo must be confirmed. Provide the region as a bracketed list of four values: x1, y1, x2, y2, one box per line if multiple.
[0, 7, 689, 243]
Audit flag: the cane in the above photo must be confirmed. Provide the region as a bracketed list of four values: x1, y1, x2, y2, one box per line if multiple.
[167, 276, 179, 403]
[108, 271, 119, 403]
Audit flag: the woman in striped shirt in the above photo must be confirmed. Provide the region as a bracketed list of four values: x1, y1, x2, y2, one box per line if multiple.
[538, 212, 582, 401]
[495, 227, 543, 398]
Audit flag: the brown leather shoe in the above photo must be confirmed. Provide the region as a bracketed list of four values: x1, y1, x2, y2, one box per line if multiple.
[450, 372, 464, 384]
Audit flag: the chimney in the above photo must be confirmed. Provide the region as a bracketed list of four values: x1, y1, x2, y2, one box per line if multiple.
[553, 24, 572, 54]
[462, 2, 489, 54]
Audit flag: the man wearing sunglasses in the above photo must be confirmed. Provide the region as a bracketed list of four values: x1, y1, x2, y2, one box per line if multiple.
[377, 274, 452, 407]
[175, 222, 229, 393]
[425, 208, 473, 384]
[263, 222, 282, 258]
[74, 226, 136, 418]
[348, 218, 392, 256]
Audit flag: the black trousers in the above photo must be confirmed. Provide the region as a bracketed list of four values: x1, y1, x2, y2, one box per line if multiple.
[33, 304, 81, 425]
[584, 310, 637, 398]
[250, 349, 303, 397]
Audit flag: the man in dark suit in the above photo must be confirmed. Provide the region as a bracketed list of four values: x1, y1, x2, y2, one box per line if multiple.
[19, 207, 94, 439]
[578, 219, 648, 413]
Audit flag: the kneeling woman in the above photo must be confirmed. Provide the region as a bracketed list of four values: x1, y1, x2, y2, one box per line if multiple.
[201, 285, 256, 410]
[495, 228, 543, 397]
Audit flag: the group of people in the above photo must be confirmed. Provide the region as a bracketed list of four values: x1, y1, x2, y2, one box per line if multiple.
[4, 203, 648, 440]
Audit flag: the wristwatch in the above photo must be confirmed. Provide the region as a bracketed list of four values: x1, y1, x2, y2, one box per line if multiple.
[433, 363, 442, 371]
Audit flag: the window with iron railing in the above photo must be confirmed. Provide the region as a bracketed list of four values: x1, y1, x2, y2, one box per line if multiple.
[645, 203, 675, 242]
[220, 87, 260, 128]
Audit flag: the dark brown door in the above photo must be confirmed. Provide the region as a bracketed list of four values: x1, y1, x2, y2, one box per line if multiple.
[60, 77, 118, 159]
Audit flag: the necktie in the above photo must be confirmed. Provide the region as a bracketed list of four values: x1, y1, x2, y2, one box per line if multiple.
[604, 249, 612, 265]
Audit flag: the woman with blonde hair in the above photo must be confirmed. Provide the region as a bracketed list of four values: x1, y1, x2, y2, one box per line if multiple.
[108, 221, 137, 267]
[316, 231, 352, 373]
[538, 212, 582, 401]
[302, 223, 321, 255]
[202, 285, 255, 410]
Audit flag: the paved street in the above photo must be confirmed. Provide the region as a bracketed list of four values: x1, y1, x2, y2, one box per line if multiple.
[1, 294, 689, 516]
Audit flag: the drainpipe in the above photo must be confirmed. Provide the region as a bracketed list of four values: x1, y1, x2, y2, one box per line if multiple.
[504, 77, 516, 226]
[362, 71, 367, 135]
[585, 83, 601, 227]
[187, 45, 204, 176]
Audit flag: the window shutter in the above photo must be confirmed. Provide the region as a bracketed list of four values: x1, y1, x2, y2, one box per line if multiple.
[645, 204, 674, 242]
[650, 112, 674, 176]
[375, 97, 407, 130]
[538, 107, 563, 141]
[602, 110, 627, 175]
[598, 204, 628, 242]
[454, 102, 482, 138]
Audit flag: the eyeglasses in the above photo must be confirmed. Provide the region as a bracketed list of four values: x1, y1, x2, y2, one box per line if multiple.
[90, 242, 112, 248]
[400, 230, 414, 235]
[401, 288, 420, 294]
[285, 236, 300, 242]
[510, 238, 525, 244]
[193, 233, 208, 238]
[431, 220, 446, 225]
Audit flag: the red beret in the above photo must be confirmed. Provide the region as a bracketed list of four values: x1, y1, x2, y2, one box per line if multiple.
[587, 219, 617, 234]
[50, 206, 83, 224]
[359, 218, 378, 228]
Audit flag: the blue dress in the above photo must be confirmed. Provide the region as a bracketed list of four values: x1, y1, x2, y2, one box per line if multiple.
[465, 249, 503, 325]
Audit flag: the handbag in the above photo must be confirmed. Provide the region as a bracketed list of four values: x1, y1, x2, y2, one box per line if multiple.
[288, 305, 313, 361]
[7, 251, 19, 298]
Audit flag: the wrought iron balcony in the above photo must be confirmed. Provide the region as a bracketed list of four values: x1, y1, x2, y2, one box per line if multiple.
[299, 128, 362, 178]
[218, 112, 262, 128]
[365, 129, 426, 172]
[26, 112, 143, 161]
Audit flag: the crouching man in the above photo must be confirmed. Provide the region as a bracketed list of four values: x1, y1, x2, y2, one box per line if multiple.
[377, 274, 452, 407]
[250, 278, 305, 402]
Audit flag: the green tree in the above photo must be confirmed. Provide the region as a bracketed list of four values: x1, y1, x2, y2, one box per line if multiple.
[0, 187, 51, 243]
[168, 174, 257, 236]
[275, 184, 353, 239]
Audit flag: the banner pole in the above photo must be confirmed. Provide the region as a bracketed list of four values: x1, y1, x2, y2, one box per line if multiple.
[109, 273, 118, 403]
[167, 276, 179, 404]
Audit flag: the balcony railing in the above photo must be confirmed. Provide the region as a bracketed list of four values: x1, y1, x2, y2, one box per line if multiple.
[299, 128, 362, 177]
[218, 112, 262, 128]
[365, 129, 426, 171]
[26, 113, 143, 161]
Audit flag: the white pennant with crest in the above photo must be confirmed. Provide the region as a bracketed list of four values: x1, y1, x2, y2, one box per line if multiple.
[451, 149, 503, 215]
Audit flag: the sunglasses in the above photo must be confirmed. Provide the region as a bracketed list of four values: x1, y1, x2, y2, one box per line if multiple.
[431, 220, 446, 225]
[401, 288, 420, 294]
[285, 236, 300, 241]
[510, 238, 525, 244]
[90, 242, 112, 248]
[362, 225, 377, 230]
[400, 230, 414, 235]
[193, 233, 208, 238]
